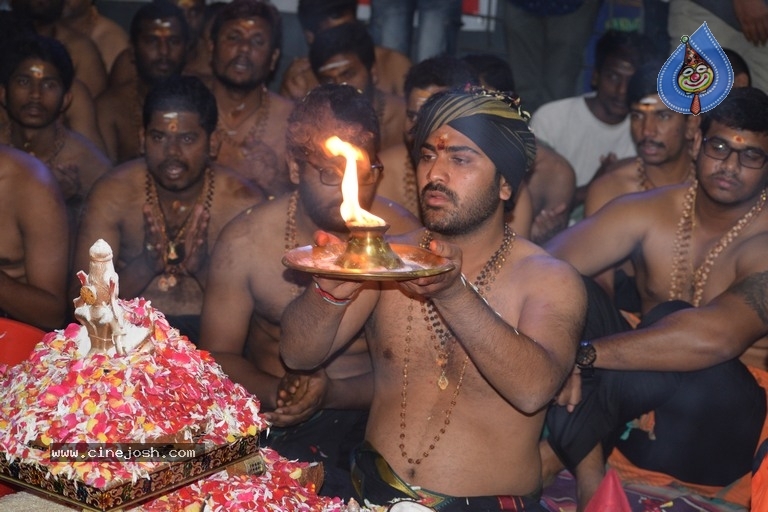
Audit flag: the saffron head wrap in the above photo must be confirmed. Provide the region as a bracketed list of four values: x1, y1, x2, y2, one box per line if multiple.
[411, 87, 537, 197]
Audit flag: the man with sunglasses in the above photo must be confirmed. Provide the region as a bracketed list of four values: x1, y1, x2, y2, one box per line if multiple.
[199, 84, 418, 498]
[542, 86, 768, 509]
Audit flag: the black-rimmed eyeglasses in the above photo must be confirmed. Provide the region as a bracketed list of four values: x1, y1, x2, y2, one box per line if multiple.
[702, 137, 768, 169]
[302, 159, 383, 186]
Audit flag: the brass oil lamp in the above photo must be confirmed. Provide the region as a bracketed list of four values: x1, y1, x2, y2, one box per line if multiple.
[282, 137, 452, 280]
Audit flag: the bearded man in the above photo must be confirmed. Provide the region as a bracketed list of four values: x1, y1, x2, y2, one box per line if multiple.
[281, 88, 586, 509]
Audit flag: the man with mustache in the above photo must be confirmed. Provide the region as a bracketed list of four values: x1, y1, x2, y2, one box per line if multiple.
[309, 21, 406, 153]
[0, 35, 110, 248]
[107, 0, 210, 89]
[376, 55, 480, 219]
[543, 87, 768, 509]
[10, 0, 107, 98]
[530, 30, 657, 219]
[0, 10, 106, 153]
[207, 0, 294, 198]
[74, 75, 264, 344]
[200, 83, 419, 497]
[375, 55, 536, 239]
[583, 60, 701, 314]
[95, 0, 189, 164]
[280, 87, 586, 509]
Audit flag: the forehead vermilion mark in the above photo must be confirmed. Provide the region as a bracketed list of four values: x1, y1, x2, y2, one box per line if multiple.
[632, 105, 657, 114]
[149, 18, 173, 36]
[319, 58, 350, 73]
[28, 64, 45, 79]
[162, 112, 180, 132]
[176, 0, 196, 8]
[437, 134, 447, 151]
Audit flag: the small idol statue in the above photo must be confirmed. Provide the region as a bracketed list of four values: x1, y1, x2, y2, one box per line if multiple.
[73, 239, 129, 355]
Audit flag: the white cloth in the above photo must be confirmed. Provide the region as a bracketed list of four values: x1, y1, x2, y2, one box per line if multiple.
[530, 94, 636, 187]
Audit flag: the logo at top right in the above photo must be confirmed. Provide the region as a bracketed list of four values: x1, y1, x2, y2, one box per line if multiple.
[658, 22, 734, 116]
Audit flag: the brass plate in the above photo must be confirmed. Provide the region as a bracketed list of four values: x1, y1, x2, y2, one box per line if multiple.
[282, 243, 454, 280]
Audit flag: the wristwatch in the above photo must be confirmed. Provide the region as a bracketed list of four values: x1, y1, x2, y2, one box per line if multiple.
[575, 340, 596, 377]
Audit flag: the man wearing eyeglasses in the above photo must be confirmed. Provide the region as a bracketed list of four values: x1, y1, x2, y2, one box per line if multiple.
[541, 86, 768, 509]
[199, 84, 419, 498]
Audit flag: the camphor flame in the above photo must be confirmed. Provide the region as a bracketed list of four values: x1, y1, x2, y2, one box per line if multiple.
[325, 136, 386, 227]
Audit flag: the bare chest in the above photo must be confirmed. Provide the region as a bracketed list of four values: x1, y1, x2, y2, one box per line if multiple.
[254, 265, 311, 325]
[370, 292, 475, 391]
[215, 131, 286, 195]
[0, 213, 25, 278]
[635, 221, 753, 312]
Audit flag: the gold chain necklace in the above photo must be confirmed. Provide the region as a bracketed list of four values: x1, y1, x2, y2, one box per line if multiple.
[284, 190, 299, 253]
[145, 168, 215, 291]
[637, 157, 695, 192]
[399, 224, 515, 465]
[402, 154, 419, 217]
[374, 88, 386, 124]
[669, 180, 767, 306]
[216, 87, 271, 150]
[284, 190, 303, 298]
